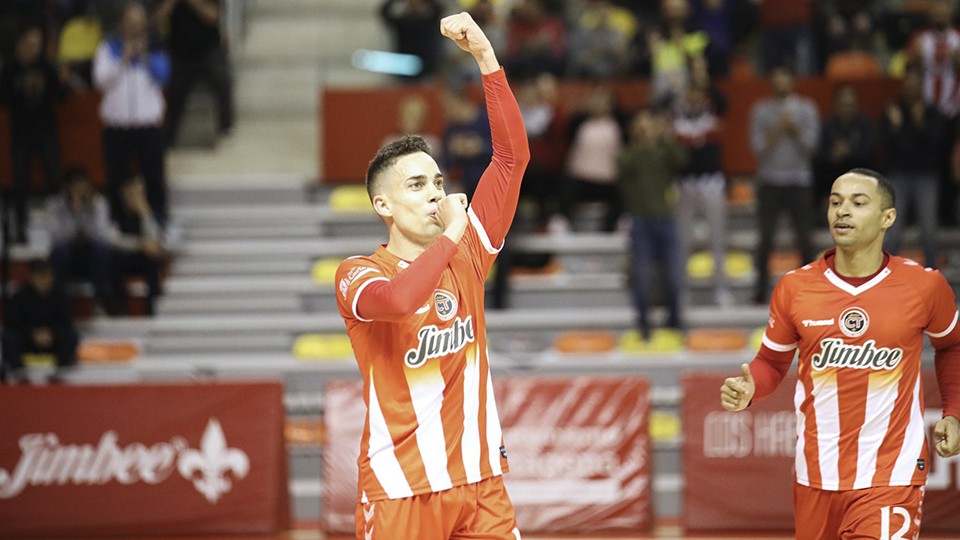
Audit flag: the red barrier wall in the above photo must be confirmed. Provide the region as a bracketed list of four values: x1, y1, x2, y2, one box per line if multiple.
[324, 376, 651, 534]
[682, 371, 960, 533]
[320, 77, 903, 184]
[0, 382, 290, 538]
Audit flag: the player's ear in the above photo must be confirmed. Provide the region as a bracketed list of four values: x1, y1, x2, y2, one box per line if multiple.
[372, 193, 392, 219]
[881, 207, 896, 231]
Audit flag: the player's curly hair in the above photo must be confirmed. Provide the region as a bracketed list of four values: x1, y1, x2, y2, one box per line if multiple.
[847, 168, 895, 209]
[365, 135, 432, 201]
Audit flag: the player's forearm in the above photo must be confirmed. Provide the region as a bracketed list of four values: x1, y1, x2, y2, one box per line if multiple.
[355, 237, 458, 321]
[935, 341, 960, 420]
[474, 49, 499, 75]
[468, 69, 530, 246]
[750, 345, 794, 403]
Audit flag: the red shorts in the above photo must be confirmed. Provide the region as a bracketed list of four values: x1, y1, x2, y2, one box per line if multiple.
[355, 475, 520, 540]
[794, 483, 924, 540]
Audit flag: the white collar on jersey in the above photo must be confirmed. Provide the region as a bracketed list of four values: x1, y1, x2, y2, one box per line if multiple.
[823, 267, 892, 296]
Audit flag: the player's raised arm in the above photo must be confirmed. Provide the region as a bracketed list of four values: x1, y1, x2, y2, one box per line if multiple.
[441, 12, 529, 248]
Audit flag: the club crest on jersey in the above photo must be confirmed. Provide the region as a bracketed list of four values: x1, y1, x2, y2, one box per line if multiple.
[405, 316, 475, 368]
[434, 290, 458, 321]
[839, 307, 869, 338]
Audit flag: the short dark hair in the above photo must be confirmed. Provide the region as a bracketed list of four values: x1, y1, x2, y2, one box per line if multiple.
[847, 168, 895, 209]
[365, 135, 432, 200]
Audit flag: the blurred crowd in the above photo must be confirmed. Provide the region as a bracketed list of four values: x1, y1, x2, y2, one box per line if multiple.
[380, 0, 960, 337]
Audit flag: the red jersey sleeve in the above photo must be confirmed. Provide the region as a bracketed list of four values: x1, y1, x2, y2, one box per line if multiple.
[336, 237, 458, 323]
[926, 271, 960, 419]
[752, 276, 800, 401]
[468, 68, 530, 251]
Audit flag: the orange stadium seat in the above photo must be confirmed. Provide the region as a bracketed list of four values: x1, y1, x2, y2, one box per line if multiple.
[826, 51, 883, 81]
[78, 340, 140, 363]
[553, 330, 617, 354]
[686, 328, 747, 351]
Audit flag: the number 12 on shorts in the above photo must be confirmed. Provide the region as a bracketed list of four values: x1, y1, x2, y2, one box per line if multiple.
[880, 506, 910, 540]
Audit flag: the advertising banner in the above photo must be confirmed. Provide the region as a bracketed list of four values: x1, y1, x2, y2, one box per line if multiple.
[324, 376, 651, 533]
[0, 382, 290, 538]
[682, 372, 960, 532]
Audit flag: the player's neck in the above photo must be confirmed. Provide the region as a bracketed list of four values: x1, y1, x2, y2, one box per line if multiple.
[833, 245, 885, 278]
[385, 230, 431, 262]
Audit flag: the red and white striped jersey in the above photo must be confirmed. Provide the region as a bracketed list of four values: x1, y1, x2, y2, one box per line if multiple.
[762, 253, 959, 491]
[336, 213, 508, 503]
[910, 27, 960, 117]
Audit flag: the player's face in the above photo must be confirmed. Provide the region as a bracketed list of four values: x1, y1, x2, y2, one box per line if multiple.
[375, 152, 447, 245]
[827, 173, 896, 250]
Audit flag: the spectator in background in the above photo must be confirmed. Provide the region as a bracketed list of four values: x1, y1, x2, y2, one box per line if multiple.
[816, 0, 877, 63]
[815, 84, 876, 208]
[0, 25, 64, 244]
[93, 1, 170, 225]
[673, 75, 733, 306]
[505, 0, 568, 79]
[380, 0, 443, 80]
[518, 73, 565, 229]
[692, 0, 732, 77]
[382, 95, 442, 157]
[906, 0, 960, 228]
[113, 176, 165, 316]
[553, 87, 626, 233]
[2, 258, 79, 385]
[647, 0, 709, 107]
[757, 0, 815, 75]
[618, 108, 688, 341]
[882, 68, 945, 268]
[157, 0, 234, 146]
[907, 0, 960, 118]
[749, 64, 819, 303]
[567, 0, 636, 79]
[47, 167, 120, 316]
[442, 88, 492, 200]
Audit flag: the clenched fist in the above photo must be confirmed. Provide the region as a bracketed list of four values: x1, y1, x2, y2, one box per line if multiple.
[440, 12, 499, 74]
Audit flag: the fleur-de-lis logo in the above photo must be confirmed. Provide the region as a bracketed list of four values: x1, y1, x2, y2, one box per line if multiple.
[177, 418, 250, 503]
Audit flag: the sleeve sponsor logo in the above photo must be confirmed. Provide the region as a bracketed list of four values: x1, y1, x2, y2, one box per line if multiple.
[340, 266, 379, 300]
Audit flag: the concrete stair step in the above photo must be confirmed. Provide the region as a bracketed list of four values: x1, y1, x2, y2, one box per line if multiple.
[183, 224, 321, 240]
[157, 294, 304, 315]
[172, 259, 312, 276]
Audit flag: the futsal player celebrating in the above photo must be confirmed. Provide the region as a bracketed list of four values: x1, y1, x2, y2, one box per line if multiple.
[721, 169, 960, 539]
[335, 12, 528, 540]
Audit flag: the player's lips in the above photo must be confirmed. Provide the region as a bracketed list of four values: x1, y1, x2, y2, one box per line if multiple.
[833, 222, 854, 232]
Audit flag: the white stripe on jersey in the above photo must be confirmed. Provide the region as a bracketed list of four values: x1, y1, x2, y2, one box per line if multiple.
[813, 370, 841, 490]
[927, 310, 959, 338]
[353, 277, 389, 322]
[854, 373, 899, 489]
[409, 367, 453, 493]
[462, 346, 483, 483]
[485, 358, 504, 475]
[367, 376, 414, 499]
[468, 207, 502, 254]
[762, 331, 797, 352]
[794, 381, 809, 485]
[890, 377, 926, 485]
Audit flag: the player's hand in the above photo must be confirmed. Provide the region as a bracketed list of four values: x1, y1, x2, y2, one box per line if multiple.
[437, 193, 468, 244]
[934, 415, 960, 458]
[440, 12, 492, 57]
[720, 363, 755, 412]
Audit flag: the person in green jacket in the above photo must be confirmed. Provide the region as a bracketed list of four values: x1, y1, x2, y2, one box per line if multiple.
[617, 107, 689, 341]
